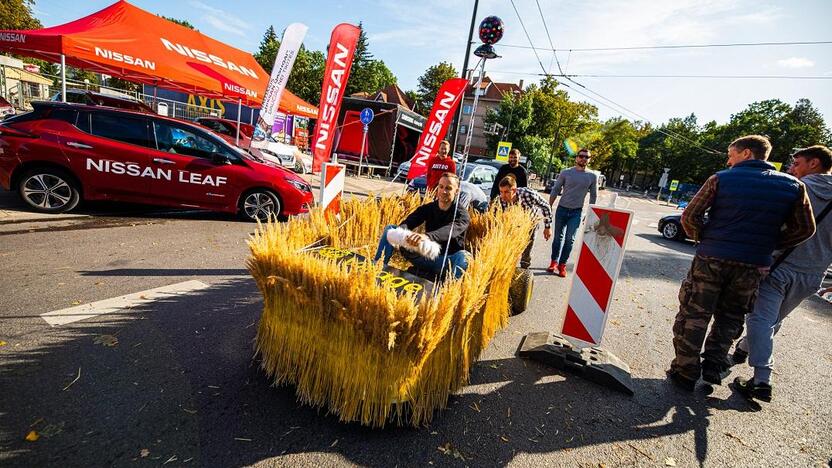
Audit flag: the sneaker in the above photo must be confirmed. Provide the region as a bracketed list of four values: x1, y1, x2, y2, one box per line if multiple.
[733, 377, 772, 402]
[701, 359, 731, 385]
[557, 263, 567, 278]
[732, 348, 748, 365]
[666, 369, 696, 392]
[546, 261, 557, 273]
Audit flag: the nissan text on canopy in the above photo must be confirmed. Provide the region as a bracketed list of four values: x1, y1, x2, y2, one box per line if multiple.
[0, 0, 318, 119]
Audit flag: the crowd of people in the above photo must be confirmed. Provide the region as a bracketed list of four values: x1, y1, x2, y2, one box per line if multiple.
[375, 136, 831, 405]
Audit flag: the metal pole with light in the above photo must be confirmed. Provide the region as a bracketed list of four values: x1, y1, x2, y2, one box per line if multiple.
[459, 16, 504, 174]
[450, 0, 479, 151]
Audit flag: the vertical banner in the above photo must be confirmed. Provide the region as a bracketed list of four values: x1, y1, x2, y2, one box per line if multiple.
[311, 23, 361, 173]
[255, 23, 308, 140]
[406, 78, 468, 180]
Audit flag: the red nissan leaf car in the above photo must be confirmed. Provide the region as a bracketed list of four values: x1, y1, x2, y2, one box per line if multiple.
[0, 101, 314, 221]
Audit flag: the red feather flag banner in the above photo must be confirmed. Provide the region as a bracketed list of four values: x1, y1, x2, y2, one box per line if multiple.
[406, 78, 468, 180]
[311, 23, 361, 173]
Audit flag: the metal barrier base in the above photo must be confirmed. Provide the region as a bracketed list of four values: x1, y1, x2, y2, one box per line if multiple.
[517, 331, 634, 396]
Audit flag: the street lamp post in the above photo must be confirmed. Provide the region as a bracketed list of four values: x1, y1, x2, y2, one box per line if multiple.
[450, 0, 479, 152]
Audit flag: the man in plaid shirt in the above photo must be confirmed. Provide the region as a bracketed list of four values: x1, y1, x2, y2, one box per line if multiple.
[495, 174, 552, 268]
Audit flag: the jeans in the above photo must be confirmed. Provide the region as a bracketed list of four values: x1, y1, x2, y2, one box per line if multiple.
[551, 206, 583, 264]
[373, 224, 469, 279]
[736, 267, 822, 384]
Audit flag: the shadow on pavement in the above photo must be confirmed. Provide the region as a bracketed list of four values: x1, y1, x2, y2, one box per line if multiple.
[0, 273, 753, 468]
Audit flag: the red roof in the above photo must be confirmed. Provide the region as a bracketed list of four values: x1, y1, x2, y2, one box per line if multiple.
[464, 77, 523, 101]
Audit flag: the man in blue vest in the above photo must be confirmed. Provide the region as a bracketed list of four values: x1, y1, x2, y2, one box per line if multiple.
[667, 135, 816, 391]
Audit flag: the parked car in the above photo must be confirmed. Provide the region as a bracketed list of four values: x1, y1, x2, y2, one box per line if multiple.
[51, 89, 155, 114]
[393, 160, 411, 181]
[0, 101, 313, 221]
[658, 213, 706, 241]
[194, 116, 306, 172]
[470, 158, 506, 171]
[0, 96, 15, 119]
[406, 163, 499, 195]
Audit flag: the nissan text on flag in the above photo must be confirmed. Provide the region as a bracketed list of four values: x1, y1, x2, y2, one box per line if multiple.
[0, 101, 313, 222]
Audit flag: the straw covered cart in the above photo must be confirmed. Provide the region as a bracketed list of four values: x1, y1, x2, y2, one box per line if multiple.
[247, 193, 536, 427]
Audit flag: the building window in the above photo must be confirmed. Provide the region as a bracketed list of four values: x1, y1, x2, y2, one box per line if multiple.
[459, 124, 467, 134]
[462, 104, 473, 115]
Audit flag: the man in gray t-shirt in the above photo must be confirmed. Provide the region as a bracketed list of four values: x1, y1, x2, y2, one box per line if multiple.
[547, 148, 598, 277]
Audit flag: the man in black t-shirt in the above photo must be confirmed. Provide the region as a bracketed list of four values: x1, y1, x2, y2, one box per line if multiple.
[374, 173, 471, 278]
[490, 149, 528, 200]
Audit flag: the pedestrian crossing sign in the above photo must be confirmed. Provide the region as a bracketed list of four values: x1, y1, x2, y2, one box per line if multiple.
[669, 180, 679, 191]
[496, 141, 512, 162]
[771, 162, 783, 171]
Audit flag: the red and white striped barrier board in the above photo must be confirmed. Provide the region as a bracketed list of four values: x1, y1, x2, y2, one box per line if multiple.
[561, 205, 634, 346]
[320, 162, 345, 217]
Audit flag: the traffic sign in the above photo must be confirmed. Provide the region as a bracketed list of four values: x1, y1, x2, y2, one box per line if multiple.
[771, 162, 783, 171]
[496, 141, 512, 162]
[669, 180, 679, 191]
[359, 108, 374, 125]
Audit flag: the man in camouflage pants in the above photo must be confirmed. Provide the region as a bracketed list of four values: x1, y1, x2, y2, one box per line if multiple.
[668, 135, 815, 391]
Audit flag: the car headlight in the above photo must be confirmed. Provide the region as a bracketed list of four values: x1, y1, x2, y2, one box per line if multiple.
[286, 178, 311, 193]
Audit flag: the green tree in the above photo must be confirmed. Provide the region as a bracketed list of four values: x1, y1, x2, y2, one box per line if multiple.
[254, 26, 280, 72]
[344, 23, 398, 96]
[286, 46, 326, 105]
[160, 15, 196, 30]
[0, 0, 41, 30]
[415, 61, 458, 116]
[483, 91, 533, 153]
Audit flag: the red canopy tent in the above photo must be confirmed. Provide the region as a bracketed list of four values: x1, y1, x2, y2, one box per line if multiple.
[0, 0, 317, 118]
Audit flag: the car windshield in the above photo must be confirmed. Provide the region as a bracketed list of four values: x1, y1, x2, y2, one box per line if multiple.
[461, 164, 478, 180]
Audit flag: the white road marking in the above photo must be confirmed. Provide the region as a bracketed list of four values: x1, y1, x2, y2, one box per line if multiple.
[41, 280, 210, 327]
[648, 222, 658, 228]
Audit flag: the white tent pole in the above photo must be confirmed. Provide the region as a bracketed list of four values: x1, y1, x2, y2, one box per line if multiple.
[235, 98, 242, 146]
[60, 54, 66, 102]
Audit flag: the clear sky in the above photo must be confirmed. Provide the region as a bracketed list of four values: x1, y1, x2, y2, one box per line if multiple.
[31, 0, 832, 130]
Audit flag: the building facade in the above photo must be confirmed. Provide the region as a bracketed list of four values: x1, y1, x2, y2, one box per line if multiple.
[454, 77, 523, 158]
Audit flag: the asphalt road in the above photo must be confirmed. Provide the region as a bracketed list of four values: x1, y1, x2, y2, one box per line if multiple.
[0, 189, 829, 467]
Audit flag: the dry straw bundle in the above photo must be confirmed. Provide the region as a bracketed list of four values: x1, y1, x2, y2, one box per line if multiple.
[247, 193, 535, 427]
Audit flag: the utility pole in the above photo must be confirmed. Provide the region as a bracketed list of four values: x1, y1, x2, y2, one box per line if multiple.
[450, 0, 479, 152]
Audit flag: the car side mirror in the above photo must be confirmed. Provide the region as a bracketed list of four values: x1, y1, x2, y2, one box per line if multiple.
[212, 153, 231, 165]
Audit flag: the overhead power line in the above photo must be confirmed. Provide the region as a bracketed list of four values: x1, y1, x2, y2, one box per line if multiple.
[498, 40, 832, 53]
[534, 0, 563, 75]
[508, 0, 723, 155]
[489, 71, 832, 80]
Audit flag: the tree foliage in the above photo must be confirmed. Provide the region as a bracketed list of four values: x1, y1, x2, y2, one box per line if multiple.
[253, 23, 397, 106]
[160, 16, 196, 30]
[345, 24, 397, 96]
[0, 0, 41, 30]
[415, 62, 458, 116]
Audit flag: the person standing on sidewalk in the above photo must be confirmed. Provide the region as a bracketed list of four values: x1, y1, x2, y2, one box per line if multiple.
[426, 140, 456, 193]
[731, 145, 832, 402]
[494, 174, 552, 268]
[547, 148, 598, 277]
[668, 135, 816, 391]
[490, 149, 528, 200]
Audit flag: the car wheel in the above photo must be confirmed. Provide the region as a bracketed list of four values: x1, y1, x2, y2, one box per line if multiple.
[661, 221, 682, 240]
[240, 189, 281, 222]
[18, 168, 81, 213]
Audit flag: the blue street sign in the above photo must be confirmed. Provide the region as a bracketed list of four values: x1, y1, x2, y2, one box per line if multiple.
[359, 108, 374, 125]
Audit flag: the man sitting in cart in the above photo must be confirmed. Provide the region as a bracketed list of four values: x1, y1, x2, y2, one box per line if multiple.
[374, 172, 471, 279]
